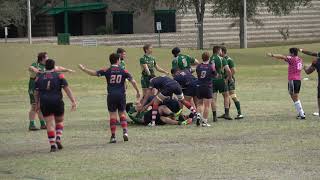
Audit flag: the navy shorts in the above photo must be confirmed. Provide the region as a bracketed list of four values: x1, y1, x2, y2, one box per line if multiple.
[107, 93, 126, 112]
[183, 84, 196, 97]
[197, 84, 213, 99]
[162, 99, 181, 113]
[40, 100, 64, 117]
[160, 82, 183, 98]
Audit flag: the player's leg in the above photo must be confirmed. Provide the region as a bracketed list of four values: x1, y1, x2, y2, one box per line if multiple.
[53, 101, 65, 149]
[196, 99, 204, 126]
[107, 94, 119, 143]
[202, 98, 212, 127]
[28, 103, 39, 131]
[211, 92, 218, 122]
[289, 80, 305, 119]
[37, 111, 46, 129]
[118, 94, 129, 141]
[229, 90, 243, 119]
[150, 96, 162, 126]
[45, 115, 57, 152]
[222, 91, 232, 120]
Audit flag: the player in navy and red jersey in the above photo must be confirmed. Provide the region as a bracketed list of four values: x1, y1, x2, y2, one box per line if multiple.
[171, 68, 198, 108]
[78, 53, 140, 143]
[34, 59, 77, 152]
[142, 76, 199, 126]
[196, 52, 216, 127]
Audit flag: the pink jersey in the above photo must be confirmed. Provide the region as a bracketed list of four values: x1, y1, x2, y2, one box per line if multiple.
[285, 56, 303, 80]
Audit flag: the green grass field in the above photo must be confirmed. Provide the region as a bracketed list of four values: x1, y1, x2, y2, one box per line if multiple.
[1, 43, 320, 179]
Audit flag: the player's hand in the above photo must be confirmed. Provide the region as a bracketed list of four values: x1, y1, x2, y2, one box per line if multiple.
[67, 69, 75, 73]
[136, 92, 141, 99]
[299, 48, 303, 52]
[78, 64, 85, 70]
[266, 53, 273, 57]
[71, 102, 77, 111]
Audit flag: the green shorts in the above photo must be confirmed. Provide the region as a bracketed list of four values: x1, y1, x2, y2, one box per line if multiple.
[212, 79, 228, 93]
[141, 75, 152, 89]
[28, 78, 36, 104]
[228, 78, 236, 91]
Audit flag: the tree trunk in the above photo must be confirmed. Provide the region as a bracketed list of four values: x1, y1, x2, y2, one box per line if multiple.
[198, 22, 204, 49]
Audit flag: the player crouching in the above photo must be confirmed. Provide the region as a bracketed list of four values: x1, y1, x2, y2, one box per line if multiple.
[78, 53, 140, 143]
[34, 59, 77, 152]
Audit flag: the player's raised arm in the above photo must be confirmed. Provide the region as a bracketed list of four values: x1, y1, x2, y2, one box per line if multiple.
[78, 64, 98, 76]
[299, 49, 319, 57]
[267, 53, 287, 60]
[155, 64, 170, 75]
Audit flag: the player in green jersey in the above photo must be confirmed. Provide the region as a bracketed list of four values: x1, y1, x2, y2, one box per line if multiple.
[210, 46, 233, 121]
[28, 52, 74, 131]
[171, 47, 199, 72]
[220, 47, 243, 119]
[139, 44, 170, 106]
[117, 48, 126, 70]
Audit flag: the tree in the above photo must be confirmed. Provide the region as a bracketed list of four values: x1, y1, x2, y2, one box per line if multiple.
[113, 0, 311, 49]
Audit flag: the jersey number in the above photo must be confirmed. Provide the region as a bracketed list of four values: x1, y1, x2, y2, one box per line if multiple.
[46, 80, 51, 90]
[182, 58, 188, 67]
[200, 71, 207, 78]
[297, 63, 302, 70]
[110, 75, 122, 84]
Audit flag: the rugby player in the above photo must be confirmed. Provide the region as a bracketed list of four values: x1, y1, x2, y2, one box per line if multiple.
[78, 53, 140, 143]
[171, 47, 199, 72]
[196, 52, 216, 127]
[220, 47, 244, 119]
[139, 44, 170, 107]
[117, 48, 126, 69]
[210, 46, 233, 121]
[267, 48, 305, 119]
[34, 59, 77, 152]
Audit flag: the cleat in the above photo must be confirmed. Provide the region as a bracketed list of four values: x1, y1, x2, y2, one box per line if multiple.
[212, 117, 218, 122]
[29, 125, 39, 131]
[224, 115, 233, 120]
[196, 113, 202, 126]
[235, 114, 244, 120]
[180, 119, 192, 125]
[50, 145, 57, 152]
[300, 116, 306, 120]
[110, 137, 117, 143]
[123, 133, 129, 142]
[312, 112, 319, 116]
[40, 125, 47, 130]
[56, 137, 63, 149]
[217, 114, 225, 118]
[148, 121, 156, 127]
[297, 113, 306, 120]
[202, 122, 211, 127]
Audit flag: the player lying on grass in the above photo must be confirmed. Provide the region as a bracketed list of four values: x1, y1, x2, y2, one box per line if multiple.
[171, 67, 198, 109]
[126, 98, 192, 126]
[210, 46, 233, 121]
[139, 44, 170, 107]
[141, 76, 200, 126]
[34, 59, 77, 152]
[300, 48, 320, 116]
[28, 52, 74, 131]
[78, 53, 140, 143]
[267, 48, 305, 119]
[196, 52, 216, 127]
[220, 46, 244, 119]
[171, 47, 199, 72]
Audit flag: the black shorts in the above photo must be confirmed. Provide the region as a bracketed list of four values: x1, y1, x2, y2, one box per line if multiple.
[143, 111, 165, 126]
[197, 85, 213, 99]
[288, 80, 301, 94]
[162, 99, 181, 113]
[40, 100, 64, 117]
[182, 84, 196, 97]
[107, 93, 126, 112]
[160, 82, 183, 99]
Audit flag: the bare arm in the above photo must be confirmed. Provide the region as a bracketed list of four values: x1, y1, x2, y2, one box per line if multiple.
[224, 65, 232, 81]
[303, 65, 316, 75]
[55, 66, 75, 73]
[141, 64, 151, 76]
[63, 86, 77, 111]
[155, 64, 170, 75]
[192, 59, 200, 65]
[300, 49, 319, 57]
[29, 66, 41, 73]
[78, 64, 98, 76]
[230, 67, 236, 76]
[129, 79, 141, 100]
[267, 53, 287, 60]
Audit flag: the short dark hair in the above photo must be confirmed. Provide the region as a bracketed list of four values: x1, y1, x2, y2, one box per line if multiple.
[45, 59, 55, 70]
[37, 52, 47, 63]
[143, 44, 152, 53]
[171, 68, 179, 75]
[212, 46, 221, 54]
[202, 52, 210, 62]
[117, 48, 126, 54]
[172, 47, 181, 57]
[221, 46, 227, 54]
[109, 53, 120, 64]
[290, 48, 298, 56]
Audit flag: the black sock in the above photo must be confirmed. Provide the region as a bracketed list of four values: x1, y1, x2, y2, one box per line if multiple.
[212, 111, 217, 118]
[225, 108, 229, 116]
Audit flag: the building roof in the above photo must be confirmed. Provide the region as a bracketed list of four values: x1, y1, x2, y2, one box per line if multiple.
[45, 2, 108, 15]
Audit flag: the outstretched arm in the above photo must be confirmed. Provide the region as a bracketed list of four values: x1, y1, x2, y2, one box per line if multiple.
[266, 53, 287, 60]
[78, 64, 98, 76]
[63, 86, 77, 111]
[55, 66, 75, 73]
[299, 49, 319, 57]
[155, 64, 170, 75]
[303, 65, 316, 75]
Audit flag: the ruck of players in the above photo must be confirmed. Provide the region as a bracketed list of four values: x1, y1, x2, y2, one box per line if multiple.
[29, 44, 320, 152]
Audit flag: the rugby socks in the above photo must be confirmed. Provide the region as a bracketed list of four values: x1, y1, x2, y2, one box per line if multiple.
[212, 111, 217, 119]
[182, 100, 196, 114]
[120, 115, 128, 134]
[47, 131, 55, 146]
[29, 120, 36, 127]
[225, 108, 230, 116]
[294, 100, 305, 117]
[40, 120, 46, 127]
[233, 100, 242, 115]
[55, 123, 64, 142]
[110, 119, 117, 137]
[151, 104, 159, 124]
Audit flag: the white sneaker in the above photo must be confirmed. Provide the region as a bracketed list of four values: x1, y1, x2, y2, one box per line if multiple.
[148, 121, 156, 127]
[202, 122, 211, 127]
[312, 112, 319, 116]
